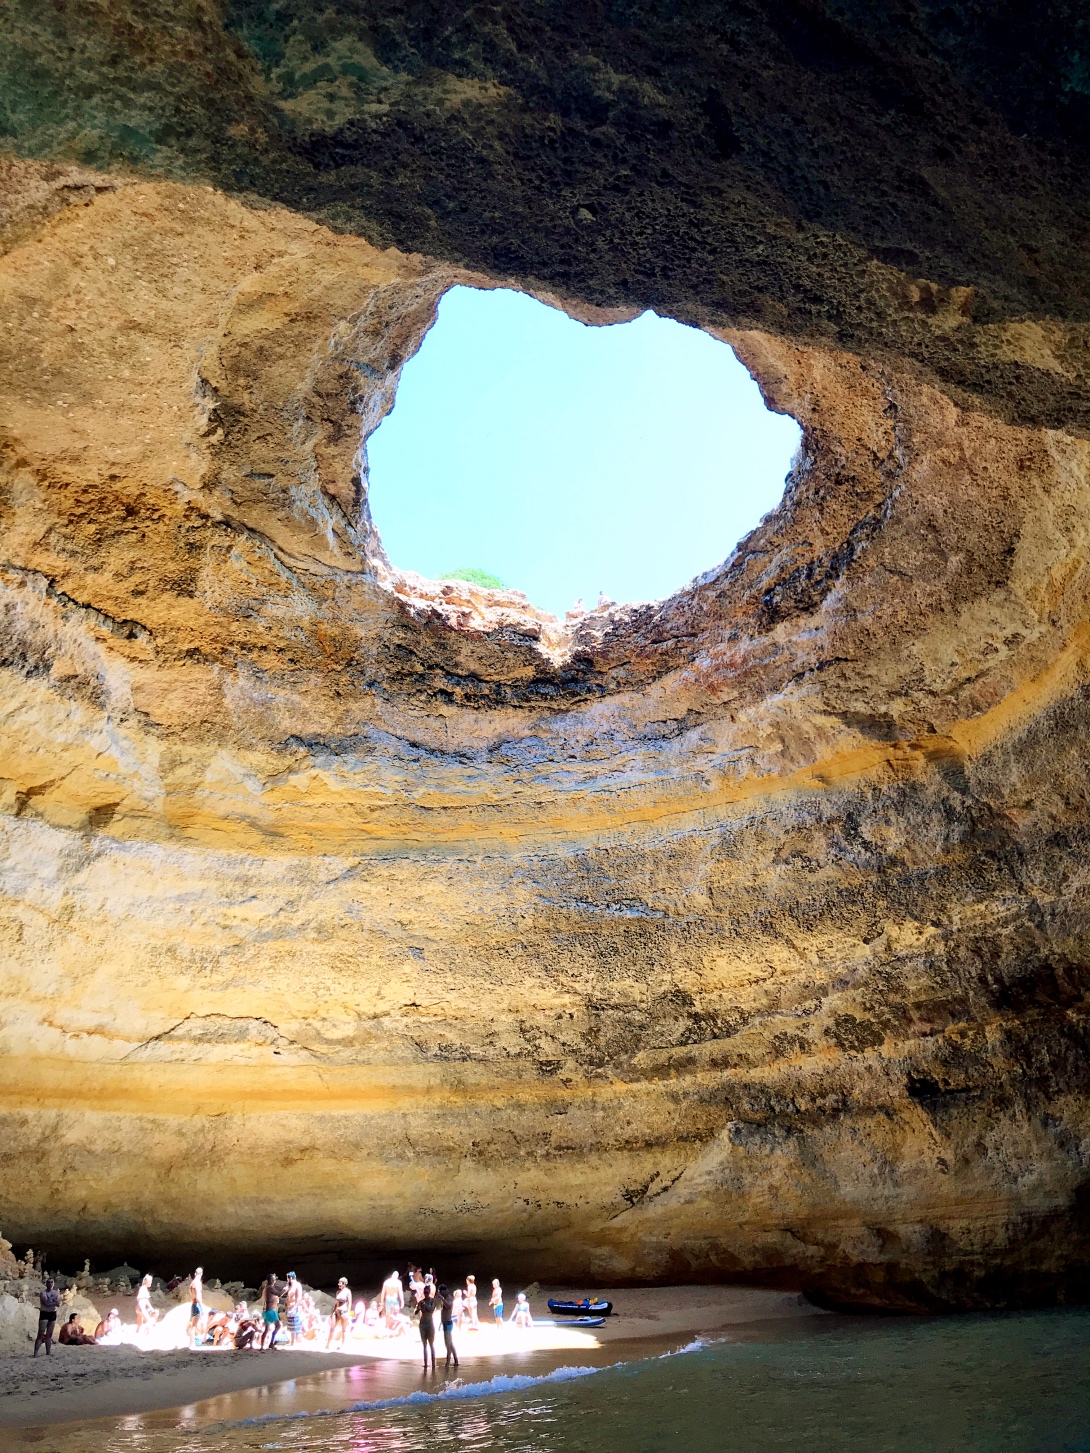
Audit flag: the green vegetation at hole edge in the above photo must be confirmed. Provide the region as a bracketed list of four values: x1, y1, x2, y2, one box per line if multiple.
[438, 568, 506, 590]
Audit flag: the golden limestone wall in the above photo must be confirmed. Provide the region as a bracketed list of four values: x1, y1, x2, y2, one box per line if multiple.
[3, 167, 1090, 1306]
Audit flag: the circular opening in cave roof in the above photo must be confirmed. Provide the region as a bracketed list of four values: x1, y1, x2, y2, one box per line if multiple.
[365, 286, 801, 619]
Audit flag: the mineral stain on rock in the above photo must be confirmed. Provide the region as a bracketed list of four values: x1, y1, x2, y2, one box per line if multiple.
[1, 3, 1090, 1311]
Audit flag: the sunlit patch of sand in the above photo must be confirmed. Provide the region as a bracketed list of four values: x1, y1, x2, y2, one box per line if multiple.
[99, 1304, 600, 1359]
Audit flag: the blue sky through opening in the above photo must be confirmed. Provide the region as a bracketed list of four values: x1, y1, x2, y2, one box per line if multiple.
[366, 287, 801, 617]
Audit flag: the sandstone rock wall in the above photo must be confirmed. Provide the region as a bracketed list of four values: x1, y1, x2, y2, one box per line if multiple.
[2, 159, 1090, 1306]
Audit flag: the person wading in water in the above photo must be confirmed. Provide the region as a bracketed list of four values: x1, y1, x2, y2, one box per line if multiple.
[33, 1277, 60, 1356]
[417, 1283, 437, 1371]
[438, 1283, 459, 1370]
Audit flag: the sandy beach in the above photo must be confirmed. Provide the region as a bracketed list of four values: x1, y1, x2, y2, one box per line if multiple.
[1, 1285, 821, 1429]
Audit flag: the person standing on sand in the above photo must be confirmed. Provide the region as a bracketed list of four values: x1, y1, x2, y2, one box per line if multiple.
[33, 1277, 60, 1356]
[438, 1283, 459, 1370]
[186, 1267, 205, 1349]
[417, 1283, 437, 1371]
[327, 1277, 352, 1350]
[464, 1275, 479, 1329]
[136, 1274, 159, 1339]
[489, 1278, 504, 1325]
[261, 1272, 282, 1350]
[283, 1271, 302, 1346]
[382, 1270, 404, 1331]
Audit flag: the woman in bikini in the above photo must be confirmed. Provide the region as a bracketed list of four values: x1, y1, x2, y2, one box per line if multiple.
[511, 1291, 533, 1328]
[464, 1275, 479, 1330]
[327, 1277, 352, 1349]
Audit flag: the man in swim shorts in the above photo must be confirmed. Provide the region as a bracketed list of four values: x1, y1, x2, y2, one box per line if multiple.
[489, 1278, 504, 1325]
[438, 1283, 459, 1369]
[382, 1270, 404, 1331]
[261, 1272, 282, 1350]
[33, 1278, 60, 1356]
[186, 1267, 205, 1349]
[283, 1271, 302, 1346]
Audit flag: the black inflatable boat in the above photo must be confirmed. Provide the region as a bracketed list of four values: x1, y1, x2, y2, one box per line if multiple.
[547, 1298, 613, 1316]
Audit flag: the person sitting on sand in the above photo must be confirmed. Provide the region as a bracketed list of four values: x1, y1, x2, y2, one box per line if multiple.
[382, 1271, 404, 1331]
[511, 1292, 533, 1328]
[260, 1272, 282, 1351]
[233, 1304, 258, 1351]
[186, 1266, 205, 1349]
[489, 1278, 504, 1325]
[327, 1276, 352, 1350]
[94, 1309, 121, 1342]
[58, 1312, 95, 1346]
[283, 1271, 302, 1347]
[300, 1292, 321, 1341]
[33, 1278, 61, 1357]
[208, 1307, 236, 1347]
[463, 1275, 479, 1330]
[135, 1274, 159, 1338]
[208, 1309, 236, 1346]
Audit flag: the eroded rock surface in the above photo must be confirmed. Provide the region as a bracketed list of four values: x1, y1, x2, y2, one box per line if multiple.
[2, 4, 1090, 1309]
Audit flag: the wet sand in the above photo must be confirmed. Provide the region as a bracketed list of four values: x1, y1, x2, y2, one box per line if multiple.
[1, 1285, 822, 1430]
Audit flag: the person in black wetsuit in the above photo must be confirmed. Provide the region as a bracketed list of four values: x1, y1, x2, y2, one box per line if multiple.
[417, 1285, 437, 1370]
[34, 1278, 60, 1356]
[437, 1283, 459, 1370]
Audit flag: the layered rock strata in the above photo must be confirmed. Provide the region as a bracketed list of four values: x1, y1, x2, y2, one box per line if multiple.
[2, 158, 1090, 1307]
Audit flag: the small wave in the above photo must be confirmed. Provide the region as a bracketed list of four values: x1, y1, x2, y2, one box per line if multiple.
[193, 1364, 602, 1434]
[659, 1334, 726, 1357]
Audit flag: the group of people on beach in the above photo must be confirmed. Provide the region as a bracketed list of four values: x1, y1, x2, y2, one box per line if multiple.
[182, 1264, 535, 1370]
[34, 1261, 537, 1368]
[33, 1277, 150, 1356]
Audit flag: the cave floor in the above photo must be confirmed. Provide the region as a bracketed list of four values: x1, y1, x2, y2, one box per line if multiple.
[1, 1286, 818, 1429]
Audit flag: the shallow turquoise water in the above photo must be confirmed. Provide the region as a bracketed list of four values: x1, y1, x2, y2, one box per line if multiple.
[22, 1309, 1090, 1452]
